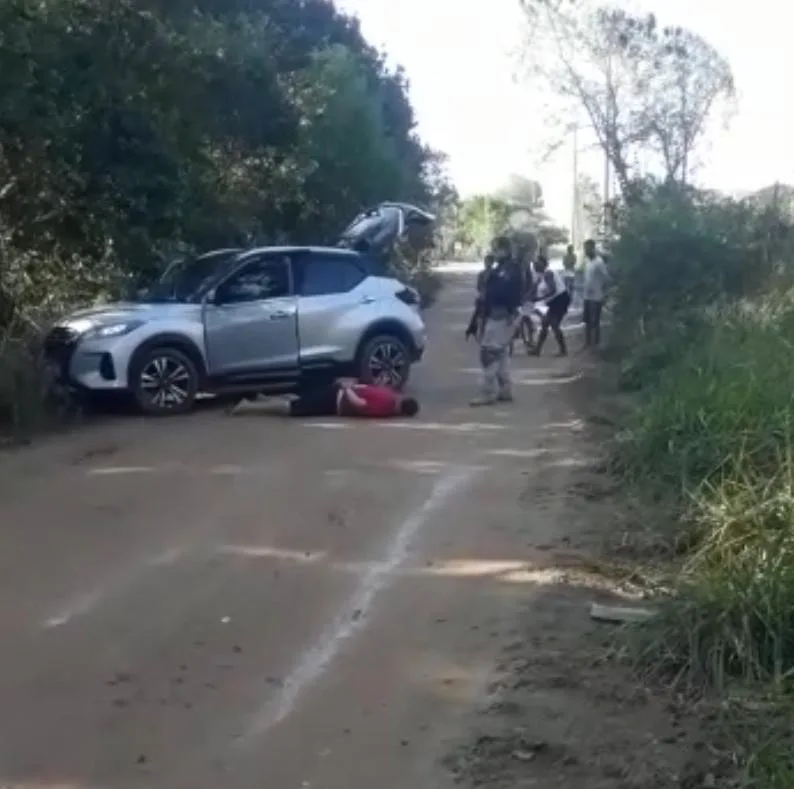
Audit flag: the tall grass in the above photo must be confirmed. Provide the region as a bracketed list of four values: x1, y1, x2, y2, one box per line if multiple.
[615, 298, 794, 488]
[612, 293, 794, 784]
[617, 297, 794, 676]
[604, 180, 794, 783]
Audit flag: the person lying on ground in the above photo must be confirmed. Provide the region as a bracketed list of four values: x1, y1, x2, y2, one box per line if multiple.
[229, 379, 420, 419]
[531, 255, 571, 357]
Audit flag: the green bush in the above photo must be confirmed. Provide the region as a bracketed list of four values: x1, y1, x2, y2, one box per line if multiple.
[0, 329, 65, 442]
[608, 182, 794, 778]
[409, 267, 443, 309]
[610, 182, 794, 347]
[614, 298, 794, 488]
[617, 294, 794, 682]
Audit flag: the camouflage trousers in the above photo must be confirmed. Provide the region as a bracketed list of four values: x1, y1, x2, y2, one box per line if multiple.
[478, 315, 514, 401]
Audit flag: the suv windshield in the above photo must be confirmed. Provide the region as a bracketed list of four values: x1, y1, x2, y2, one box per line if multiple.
[137, 250, 240, 302]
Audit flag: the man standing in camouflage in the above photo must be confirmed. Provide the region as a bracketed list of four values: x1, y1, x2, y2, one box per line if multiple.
[470, 236, 523, 406]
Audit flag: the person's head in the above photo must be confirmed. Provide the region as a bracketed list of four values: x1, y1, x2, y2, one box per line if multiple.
[491, 235, 512, 262]
[399, 396, 419, 417]
[566, 244, 574, 254]
[484, 253, 495, 270]
[533, 251, 549, 273]
[584, 239, 596, 259]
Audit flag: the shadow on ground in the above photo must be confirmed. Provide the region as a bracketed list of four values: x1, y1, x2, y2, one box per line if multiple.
[439, 362, 714, 789]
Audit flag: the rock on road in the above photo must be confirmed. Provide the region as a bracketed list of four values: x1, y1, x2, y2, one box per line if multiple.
[0, 268, 585, 789]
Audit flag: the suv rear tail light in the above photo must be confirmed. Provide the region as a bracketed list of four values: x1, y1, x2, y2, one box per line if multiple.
[396, 287, 419, 306]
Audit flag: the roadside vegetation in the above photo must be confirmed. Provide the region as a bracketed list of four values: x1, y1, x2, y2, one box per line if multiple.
[434, 175, 571, 263]
[513, 0, 794, 783]
[606, 181, 794, 785]
[0, 0, 452, 438]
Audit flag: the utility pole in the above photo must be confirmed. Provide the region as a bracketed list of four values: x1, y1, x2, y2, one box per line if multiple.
[602, 50, 613, 239]
[680, 52, 689, 186]
[483, 197, 491, 257]
[571, 124, 579, 248]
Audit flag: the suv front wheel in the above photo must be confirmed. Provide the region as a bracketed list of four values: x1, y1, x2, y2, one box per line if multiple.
[357, 334, 412, 390]
[131, 346, 200, 415]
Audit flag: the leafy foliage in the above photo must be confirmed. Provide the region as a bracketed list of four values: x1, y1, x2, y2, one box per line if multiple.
[610, 182, 794, 346]
[606, 183, 794, 781]
[453, 196, 514, 256]
[441, 178, 569, 260]
[0, 0, 440, 321]
[495, 175, 544, 211]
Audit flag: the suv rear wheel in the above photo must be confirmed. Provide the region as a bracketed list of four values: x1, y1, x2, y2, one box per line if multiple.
[131, 346, 199, 415]
[357, 334, 411, 390]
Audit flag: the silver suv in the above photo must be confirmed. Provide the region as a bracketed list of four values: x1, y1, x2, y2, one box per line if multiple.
[44, 202, 433, 415]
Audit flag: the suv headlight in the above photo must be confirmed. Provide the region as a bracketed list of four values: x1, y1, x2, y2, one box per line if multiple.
[85, 320, 145, 340]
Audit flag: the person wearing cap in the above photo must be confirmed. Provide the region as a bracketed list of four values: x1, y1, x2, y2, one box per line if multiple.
[470, 236, 523, 406]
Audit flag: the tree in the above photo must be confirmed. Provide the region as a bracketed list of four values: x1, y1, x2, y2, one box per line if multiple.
[641, 25, 735, 185]
[422, 151, 460, 259]
[455, 196, 513, 256]
[496, 175, 544, 211]
[517, 2, 735, 199]
[747, 184, 794, 217]
[447, 191, 568, 261]
[0, 0, 441, 324]
[289, 45, 407, 241]
[537, 223, 569, 248]
[574, 174, 603, 242]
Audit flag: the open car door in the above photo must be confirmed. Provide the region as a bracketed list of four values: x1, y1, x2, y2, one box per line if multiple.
[337, 202, 435, 265]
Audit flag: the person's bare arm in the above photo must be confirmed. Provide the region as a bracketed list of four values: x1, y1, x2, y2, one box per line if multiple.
[535, 270, 558, 302]
[342, 385, 368, 409]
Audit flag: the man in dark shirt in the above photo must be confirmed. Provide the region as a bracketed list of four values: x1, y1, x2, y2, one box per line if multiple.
[476, 253, 494, 294]
[470, 236, 522, 406]
[465, 254, 494, 341]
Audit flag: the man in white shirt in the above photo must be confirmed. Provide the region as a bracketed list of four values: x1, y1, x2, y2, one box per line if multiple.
[582, 239, 609, 348]
[530, 253, 571, 357]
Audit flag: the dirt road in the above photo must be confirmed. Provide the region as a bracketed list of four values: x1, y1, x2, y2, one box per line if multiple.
[0, 269, 588, 789]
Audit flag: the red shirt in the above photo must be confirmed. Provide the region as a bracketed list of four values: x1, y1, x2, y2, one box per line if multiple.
[341, 384, 400, 417]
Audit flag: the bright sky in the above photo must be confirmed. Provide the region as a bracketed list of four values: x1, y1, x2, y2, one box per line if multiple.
[335, 0, 794, 225]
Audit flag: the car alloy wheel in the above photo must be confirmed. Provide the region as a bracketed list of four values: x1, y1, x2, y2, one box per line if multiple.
[139, 355, 192, 411]
[367, 338, 408, 388]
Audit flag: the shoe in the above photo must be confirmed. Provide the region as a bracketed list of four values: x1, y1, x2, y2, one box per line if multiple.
[469, 396, 497, 407]
[497, 392, 514, 403]
[225, 398, 246, 415]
